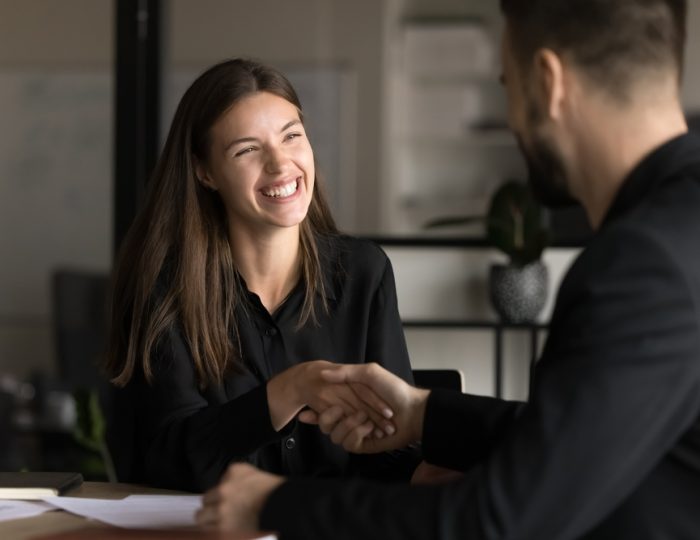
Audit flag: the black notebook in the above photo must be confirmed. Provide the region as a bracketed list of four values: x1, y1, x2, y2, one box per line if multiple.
[0, 471, 83, 499]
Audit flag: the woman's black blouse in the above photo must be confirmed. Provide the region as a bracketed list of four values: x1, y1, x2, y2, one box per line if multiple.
[108, 235, 419, 492]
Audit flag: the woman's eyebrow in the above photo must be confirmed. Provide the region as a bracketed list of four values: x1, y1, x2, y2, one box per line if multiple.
[280, 119, 301, 132]
[224, 119, 302, 152]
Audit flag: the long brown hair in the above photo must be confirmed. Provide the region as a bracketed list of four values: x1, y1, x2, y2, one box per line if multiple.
[106, 58, 338, 388]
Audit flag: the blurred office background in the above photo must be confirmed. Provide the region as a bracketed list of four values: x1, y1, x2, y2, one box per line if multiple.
[1, 0, 700, 473]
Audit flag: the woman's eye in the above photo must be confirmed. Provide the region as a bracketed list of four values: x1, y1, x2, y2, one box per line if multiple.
[284, 132, 302, 141]
[234, 146, 256, 157]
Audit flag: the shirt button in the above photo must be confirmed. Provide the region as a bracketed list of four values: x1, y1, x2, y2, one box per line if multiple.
[285, 437, 296, 450]
[265, 328, 278, 337]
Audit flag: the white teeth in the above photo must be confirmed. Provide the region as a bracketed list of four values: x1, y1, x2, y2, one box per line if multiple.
[262, 180, 298, 198]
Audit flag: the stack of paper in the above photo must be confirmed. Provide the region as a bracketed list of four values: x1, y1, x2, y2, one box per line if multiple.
[0, 499, 55, 522]
[42, 495, 202, 529]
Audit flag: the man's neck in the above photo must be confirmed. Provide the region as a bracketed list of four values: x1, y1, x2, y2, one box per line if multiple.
[569, 90, 687, 229]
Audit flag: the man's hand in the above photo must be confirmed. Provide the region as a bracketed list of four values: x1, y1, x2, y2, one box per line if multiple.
[267, 360, 396, 437]
[298, 362, 430, 453]
[196, 462, 284, 532]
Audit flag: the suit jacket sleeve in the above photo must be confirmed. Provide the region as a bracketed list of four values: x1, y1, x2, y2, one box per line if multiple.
[260, 226, 700, 539]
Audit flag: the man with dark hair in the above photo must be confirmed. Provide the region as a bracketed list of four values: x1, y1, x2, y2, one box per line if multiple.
[502, 0, 686, 89]
[197, 1, 700, 538]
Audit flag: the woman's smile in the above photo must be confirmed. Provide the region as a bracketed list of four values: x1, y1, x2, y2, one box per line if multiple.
[260, 178, 300, 199]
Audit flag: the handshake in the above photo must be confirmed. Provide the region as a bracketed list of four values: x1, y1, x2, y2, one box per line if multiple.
[196, 361, 440, 532]
[295, 361, 431, 454]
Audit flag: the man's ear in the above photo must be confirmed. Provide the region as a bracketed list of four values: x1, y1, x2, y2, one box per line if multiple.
[533, 48, 566, 120]
[195, 160, 217, 192]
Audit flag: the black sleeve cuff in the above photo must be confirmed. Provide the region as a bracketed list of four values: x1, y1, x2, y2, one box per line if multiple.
[219, 384, 295, 455]
[422, 389, 520, 471]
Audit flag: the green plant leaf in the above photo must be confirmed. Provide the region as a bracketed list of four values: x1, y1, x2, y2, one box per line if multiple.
[72, 388, 116, 482]
[423, 215, 484, 228]
[423, 179, 550, 264]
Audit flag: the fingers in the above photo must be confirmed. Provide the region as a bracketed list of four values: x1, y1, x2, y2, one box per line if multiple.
[297, 409, 319, 424]
[300, 387, 390, 435]
[321, 363, 403, 404]
[350, 382, 393, 419]
[318, 384, 394, 433]
[196, 504, 221, 528]
[301, 362, 422, 447]
[329, 384, 394, 435]
[201, 486, 222, 506]
[320, 387, 357, 417]
[316, 405, 386, 443]
[196, 462, 282, 532]
[340, 419, 376, 452]
[197, 485, 227, 529]
[328, 410, 368, 445]
[317, 405, 345, 434]
[318, 409, 376, 452]
[319, 363, 370, 385]
[316, 407, 394, 454]
[332, 415, 397, 454]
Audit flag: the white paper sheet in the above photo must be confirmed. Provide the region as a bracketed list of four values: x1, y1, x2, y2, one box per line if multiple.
[42, 494, 202, 529]
[0, 499, 55, 522]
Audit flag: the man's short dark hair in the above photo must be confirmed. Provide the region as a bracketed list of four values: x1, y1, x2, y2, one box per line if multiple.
[500, 0, 687, 99]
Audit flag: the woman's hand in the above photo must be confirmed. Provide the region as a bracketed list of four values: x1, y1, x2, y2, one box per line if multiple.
[298, 363, 430, 454]
[267, 360, 396, 436]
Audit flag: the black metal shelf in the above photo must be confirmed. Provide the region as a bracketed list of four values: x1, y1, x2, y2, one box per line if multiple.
[402, 319, 548, 399]
[402, 319, 547, 330]
[364, 234, 586, 249]
[369, 236, 560, 399]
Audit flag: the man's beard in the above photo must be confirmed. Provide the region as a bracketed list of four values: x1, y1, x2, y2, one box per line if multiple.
[516, 95, 578, 209]
[516, 133, 578, 208]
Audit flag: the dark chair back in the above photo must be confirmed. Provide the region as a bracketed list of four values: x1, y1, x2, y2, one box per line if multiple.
[412, 369, 464, 392]
[52, 269, 109, 391]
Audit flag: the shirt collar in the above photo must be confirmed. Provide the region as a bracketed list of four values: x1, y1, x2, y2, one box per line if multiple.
[236, 233, 339, 305]
[601, 131, 700, 227]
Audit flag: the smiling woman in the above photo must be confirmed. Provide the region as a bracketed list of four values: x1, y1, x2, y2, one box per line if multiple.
[103, 58, 420, 492]
[197, 92, 316, 244]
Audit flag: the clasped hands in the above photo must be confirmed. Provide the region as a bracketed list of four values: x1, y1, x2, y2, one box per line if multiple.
[196, 361, 430, 532]
[297, 361, 429, 453]
[265, 360, 427, 452]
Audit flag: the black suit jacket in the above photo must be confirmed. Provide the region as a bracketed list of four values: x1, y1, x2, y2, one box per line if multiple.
[260, 135, 700, 539]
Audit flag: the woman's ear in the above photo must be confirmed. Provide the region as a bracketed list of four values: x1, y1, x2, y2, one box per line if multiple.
[533, 48, 566, 121]
[195, 160, 217, 192]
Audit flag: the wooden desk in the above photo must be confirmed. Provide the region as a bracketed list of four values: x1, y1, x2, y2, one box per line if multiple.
[0, 481, 189, 540]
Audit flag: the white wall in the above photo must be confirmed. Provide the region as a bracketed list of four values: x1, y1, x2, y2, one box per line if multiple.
[385, 246, 579, 400]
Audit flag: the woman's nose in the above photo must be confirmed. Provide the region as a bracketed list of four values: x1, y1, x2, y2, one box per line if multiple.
[264, 146, 290, 174]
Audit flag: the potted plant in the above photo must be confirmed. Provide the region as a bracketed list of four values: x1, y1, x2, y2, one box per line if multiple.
[427, 180, 550, 323]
